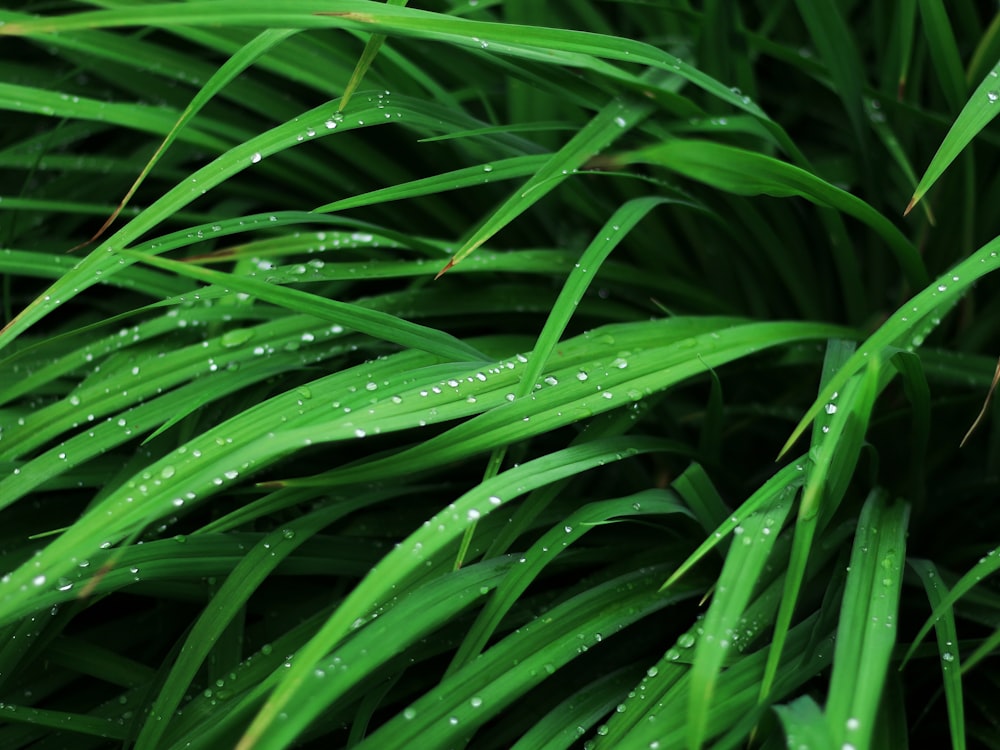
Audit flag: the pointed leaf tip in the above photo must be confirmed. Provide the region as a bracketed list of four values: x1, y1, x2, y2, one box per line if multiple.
[903, 195, 918, 217]
[435, 259, 455, 280]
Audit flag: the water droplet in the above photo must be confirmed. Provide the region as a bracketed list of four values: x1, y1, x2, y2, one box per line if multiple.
[251, 152, 262, 164]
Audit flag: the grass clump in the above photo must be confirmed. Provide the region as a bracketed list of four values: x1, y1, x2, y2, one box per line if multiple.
[1, 2, 999, 749]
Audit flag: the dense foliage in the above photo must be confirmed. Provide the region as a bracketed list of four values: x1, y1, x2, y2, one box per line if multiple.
[1, 2, 998, 748]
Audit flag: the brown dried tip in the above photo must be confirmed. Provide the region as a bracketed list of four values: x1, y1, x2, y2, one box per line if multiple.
[435, 259, 455, 280]
[903, 196, 917, 217]
[961, 357, 1000, 447]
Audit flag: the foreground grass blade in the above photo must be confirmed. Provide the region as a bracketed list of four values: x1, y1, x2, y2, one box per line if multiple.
[436, 94, 656, 275]
[775, 695, 836, 750]
[825, 491, 909, 750]
[133, 501, 365, 750]
[235, 437, 677, 750]
[760, 343, 879, 703]
[456, 194, 680, 564]
[451, 489, 692, 673]
[0, 93, 515, 348]
[121, 248, 488, 362]
[662, 458, 808, 591]
[284, 319, 850, 489]
[82, 28, 300, 248]
[686, 488, 795, 748]
[906, 56, 1000, 214]
[903, 547, 1000, 667]
[907, 559, 966, 750]
[338, 1, 410, 112]
[781, 233, 1000, 456]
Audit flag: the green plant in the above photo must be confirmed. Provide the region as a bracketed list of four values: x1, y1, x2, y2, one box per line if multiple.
[1, 2, 998, 749]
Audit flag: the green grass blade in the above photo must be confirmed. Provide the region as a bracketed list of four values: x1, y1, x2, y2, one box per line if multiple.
[760, 343, 879, 703]
[516, 196, 678, 394]
[509, 667, 639, 750]
[0, 93, 513, 349]
[287, 319, 849, 489]
[357, 567, 691, 750]
[450, 489, 692, 673]
[234, 436, 677, 750]
[907, 559, 966, 750]
[825, 491, 909, 750]
[0, 1, 800, 155]
[437, 95, 656, 275]
[686, 489, 795, 749]
[121, 248, 488, 362]
[781, 233, 1000, 457]
[916, 0, 968, 114]
[91, 27, 301, 242]
[903, 547, 1000, 666]
[774, 695, 836, 750]
[794, 0, 870, 172]
[906, 56, 1000, 214]
[662, 458, 808, 590]
[338, 1, 410, 112]
[0, 81, 226, 149]
[608, 138, 927, 290]
[313, 154, 550, 213]
[133, 501, 366, 750]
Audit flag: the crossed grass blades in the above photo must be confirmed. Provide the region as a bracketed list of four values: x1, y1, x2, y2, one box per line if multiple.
[1, 2, 999, 749]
